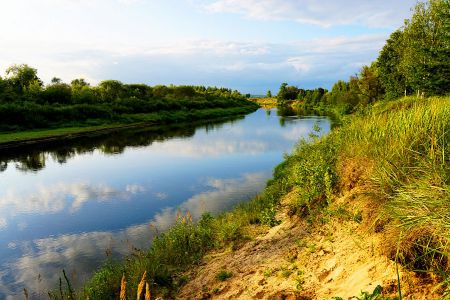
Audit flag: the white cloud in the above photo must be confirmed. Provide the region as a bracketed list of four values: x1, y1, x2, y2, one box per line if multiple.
[126, 184, 147, 194]
[0, 31, 388, 92]
[203, 0, 415, 28]
[0, 182, 146, 215]
[152, 138, 268, 156]
[0, 218, 7, 230]
[155, 192, 168, 200]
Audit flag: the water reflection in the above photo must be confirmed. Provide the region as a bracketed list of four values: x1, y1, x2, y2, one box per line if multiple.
[0, 109, 331, 298]
[0, 182, 146, 215]
[0, 117, 244, 173]
[0, 172, 269, 298]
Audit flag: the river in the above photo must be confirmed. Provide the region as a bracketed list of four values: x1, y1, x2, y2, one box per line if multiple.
[0, 108, 330, 299]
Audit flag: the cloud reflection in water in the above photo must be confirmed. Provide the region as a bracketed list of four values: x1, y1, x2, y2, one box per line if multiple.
[0, 171, 269, 298]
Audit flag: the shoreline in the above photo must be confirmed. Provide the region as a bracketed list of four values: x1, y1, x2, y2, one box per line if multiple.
[0, 106, 257, 151]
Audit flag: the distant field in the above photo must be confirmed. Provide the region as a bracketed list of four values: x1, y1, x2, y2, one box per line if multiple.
[250, 97, 278, 107]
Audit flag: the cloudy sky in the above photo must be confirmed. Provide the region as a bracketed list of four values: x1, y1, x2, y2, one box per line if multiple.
[0, 0, 416, 93]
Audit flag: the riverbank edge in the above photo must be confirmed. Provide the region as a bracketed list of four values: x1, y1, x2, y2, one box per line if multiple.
[0, 106, 258, 150]
[172, 96, 449, 299]
[52, 96, 449, 299]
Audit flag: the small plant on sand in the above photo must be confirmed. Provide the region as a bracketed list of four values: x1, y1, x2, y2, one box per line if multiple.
[333, 285, 384, 300]
[280, 268, 293, 278]
[356, 285, 383, 300]
[260, 204, 281, 227]
[294, 270, 305, 291]
[216, 270, 233, 282]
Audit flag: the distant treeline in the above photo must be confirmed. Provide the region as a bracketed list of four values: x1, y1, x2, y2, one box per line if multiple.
[0, 68, 256, 131]
[276, 0, 450, 113]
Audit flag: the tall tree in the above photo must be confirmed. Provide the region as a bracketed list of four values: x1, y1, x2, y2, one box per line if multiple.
[402, 0, 450, 96]
[358, 63, 383, 104]
[5, 64, 42, 94]
[377, 30, 409, 99]
[97, 80, 124, 102]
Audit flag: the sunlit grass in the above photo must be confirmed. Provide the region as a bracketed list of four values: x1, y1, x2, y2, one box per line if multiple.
[337, 96, 450, 276]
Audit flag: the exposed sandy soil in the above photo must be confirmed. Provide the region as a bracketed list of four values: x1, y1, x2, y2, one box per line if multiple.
[177, 185, 443, 299]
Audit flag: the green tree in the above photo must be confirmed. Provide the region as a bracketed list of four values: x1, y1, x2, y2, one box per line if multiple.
[124, 84, 153, 99]
[402, 0, 450, 96]
[42, 82, 72, 104]
[276, 82, 288, 105]
[71, 78, 90, 90]
[51, 77, 62, 84]
[358, 63, 383, 104]
[266, 90, 272, 98]
[5, 64, 42, 93]
[71, 79, 94, 104]
[97, 80, 124, 102]
[377, 30, 409, 99]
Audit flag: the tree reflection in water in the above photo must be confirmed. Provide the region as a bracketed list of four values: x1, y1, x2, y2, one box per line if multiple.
[0, 116, 244, 173]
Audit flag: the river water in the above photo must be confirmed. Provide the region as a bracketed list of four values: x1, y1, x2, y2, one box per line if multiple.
[0, 108, 330, 299]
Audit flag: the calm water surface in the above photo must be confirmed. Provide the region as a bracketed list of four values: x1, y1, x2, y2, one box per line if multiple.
[0, 109, 330, 299]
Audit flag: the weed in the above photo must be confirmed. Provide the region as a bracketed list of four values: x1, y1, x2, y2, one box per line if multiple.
[294, 270, 305, 291]
[260, 204, 281, 227]
[307, 243, 317, 253]
[263, 268, 275, 278]
[216, 270, 233, 282]
[295, 239, 307, 248]
[356, 285, 383, 300]
[281, 269, 292, 278]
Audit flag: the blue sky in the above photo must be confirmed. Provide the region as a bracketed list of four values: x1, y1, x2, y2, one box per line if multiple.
[0, 0, 416, 94]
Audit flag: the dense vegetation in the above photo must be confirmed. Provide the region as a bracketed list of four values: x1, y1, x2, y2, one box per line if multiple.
[276, 0, 449, 114]
[0, 68, 257, 132]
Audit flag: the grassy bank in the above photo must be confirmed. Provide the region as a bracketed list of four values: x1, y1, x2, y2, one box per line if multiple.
[52, 96, 449, 299]
[0, 106, 257, 147]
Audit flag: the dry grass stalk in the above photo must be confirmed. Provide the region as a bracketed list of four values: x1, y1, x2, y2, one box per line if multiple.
[176, 210, 182, 222]
[186, 211, 193, 223]
[145, 282, 151, 300]
[137, 271, 146, 300]
[120, 273, 126, 300]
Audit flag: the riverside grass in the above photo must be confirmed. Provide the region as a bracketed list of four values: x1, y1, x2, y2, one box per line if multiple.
[54, 96, 449, 299]
[0, 106, 257, 145]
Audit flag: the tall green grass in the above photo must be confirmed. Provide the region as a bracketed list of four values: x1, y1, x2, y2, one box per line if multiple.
[337, 96, 449, 276]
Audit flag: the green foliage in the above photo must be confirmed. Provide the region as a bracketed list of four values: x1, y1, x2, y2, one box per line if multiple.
[260, 204, 280, 227]
[334, 285, 385, 300]
[274, 1, 450, 115]
[0, 65, 258, 132]
[377, 30, 409, 100]
[4, 64, 42, 93]
[42, 82, 73, 104]
[216, 270, 233, 281]
[356, 285, 383, 300]
[358, 63, 384, 105]
[282, 129, 339, 214]
[339, 96, 450, 277]
[378, 0, 450, 97]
